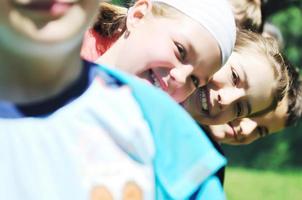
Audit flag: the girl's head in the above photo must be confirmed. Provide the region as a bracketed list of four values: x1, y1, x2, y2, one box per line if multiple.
[208, 59, 302, 145]
[183, 30, 289, 125]
[0, 0, 98, 55]
[208, 95, 288, 145]
[97, 0, 236, 102]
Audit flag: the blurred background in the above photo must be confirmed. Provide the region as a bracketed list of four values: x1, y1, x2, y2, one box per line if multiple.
[111, 0, 302, 199]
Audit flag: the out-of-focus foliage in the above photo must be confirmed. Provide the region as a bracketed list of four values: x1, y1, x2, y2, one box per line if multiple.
[270, 7, 302, 70]
[225, 167, 302, 200]
[111, 0, 132, 6]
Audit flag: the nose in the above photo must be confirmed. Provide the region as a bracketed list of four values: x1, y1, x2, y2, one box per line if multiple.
[231, 118, 258, 143]
[169, 64, 194, 85]
[216, 88, 245, 111]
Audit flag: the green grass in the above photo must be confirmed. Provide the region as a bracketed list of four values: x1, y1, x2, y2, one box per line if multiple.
[224, 167, 302, 200]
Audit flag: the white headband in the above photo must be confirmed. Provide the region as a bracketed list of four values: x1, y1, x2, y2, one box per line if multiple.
[151, 0, 236, 65]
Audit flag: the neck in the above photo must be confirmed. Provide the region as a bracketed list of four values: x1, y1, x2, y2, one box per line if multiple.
[0, 43, 83, 104]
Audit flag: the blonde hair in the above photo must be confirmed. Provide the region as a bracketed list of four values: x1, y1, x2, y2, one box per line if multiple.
[229, 0, 262, 32]
[93, 2, 178, 38]
[235, 30, 289, 116]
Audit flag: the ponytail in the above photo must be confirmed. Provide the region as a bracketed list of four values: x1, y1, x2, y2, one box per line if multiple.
[93, 3, 128, 38]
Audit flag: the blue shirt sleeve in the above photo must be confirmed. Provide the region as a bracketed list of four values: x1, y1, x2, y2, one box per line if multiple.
[97, 64, 227, 199]
[194, 176, 226, 200]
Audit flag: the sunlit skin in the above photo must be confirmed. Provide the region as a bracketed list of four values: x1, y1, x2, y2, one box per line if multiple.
[208, 95, 288, 145]
[183, 51, 277, 125]
[98, 0, 221, 103]
[0, 0, 98, 103]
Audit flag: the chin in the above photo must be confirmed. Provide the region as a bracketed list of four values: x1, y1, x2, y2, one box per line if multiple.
[13, 4, 89, 43]
[211, 132, 227, 142]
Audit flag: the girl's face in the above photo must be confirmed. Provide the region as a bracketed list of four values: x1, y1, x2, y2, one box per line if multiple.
[208, 97, 287, 145]
[183, 51, 276, 125]
[0, 0, 98, 45]
[116, 4, 221, 103]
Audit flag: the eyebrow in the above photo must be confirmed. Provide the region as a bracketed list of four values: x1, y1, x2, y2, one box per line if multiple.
[186, 40, 198, 65]
[237, 59, 252, 116]
[237, 61, 249, 89]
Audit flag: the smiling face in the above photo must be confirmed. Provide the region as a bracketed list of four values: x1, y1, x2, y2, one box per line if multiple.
[114, 2, 221, 103]
[208, 95, 288, 145]
[183, 51, 276, 125]
[0, 0, 98, 47]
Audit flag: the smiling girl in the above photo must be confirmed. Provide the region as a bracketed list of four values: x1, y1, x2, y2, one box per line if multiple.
[183, 30, 288, 125]
[82, 0, 236, 103]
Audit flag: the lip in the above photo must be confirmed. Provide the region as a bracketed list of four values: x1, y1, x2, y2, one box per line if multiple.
[12, 1, 77, 16]
[227, 122, 244, 142]
[227, 122, 240, 141]
[149, 69, 168, 91]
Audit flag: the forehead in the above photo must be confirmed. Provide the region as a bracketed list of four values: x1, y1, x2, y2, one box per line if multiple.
[235, 52, 276, 114]
[173, 16, 221, 77]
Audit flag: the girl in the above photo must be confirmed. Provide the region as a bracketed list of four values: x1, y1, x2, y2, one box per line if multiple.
[206, 59, 301, 145]
[82, 0, 236, 103]
[183, 30, 289, 125]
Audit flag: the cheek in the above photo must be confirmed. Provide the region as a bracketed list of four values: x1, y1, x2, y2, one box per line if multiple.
[242, 134, 259, 144]
[213, 110, 235, 125]
[208, 71, 228, 89]
[171, 78, 197, 103]
[148, 42, 175, 61]
[212, 126, 232, 141]
[129, 40, 174, 65]
[170, 88, 192, 103]
[182, 98, 199, 118]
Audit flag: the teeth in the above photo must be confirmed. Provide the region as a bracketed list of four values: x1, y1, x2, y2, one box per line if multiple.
[199, 88, 208, 113]
[150, 72, 161, 88]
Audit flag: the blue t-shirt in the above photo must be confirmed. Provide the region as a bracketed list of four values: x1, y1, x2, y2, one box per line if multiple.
[0, 61, 226, 199]
[99, 63, 227, 199]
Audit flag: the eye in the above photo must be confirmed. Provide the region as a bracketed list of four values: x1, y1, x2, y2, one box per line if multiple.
[235, 102, 243, 117]
[190, 75, 200, 88]
[257, 126, 269, 138]
[231, 67, 240, 86]
[175, 42, 187, 62]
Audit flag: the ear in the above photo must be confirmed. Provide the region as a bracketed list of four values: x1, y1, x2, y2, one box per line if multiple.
[126, 0, 153, 30]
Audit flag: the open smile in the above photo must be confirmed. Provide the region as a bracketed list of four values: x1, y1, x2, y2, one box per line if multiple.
[227, 122, 237, 138]
[227, 122, 246, 143]
[197, 86, 211, 116]
[148, 69, 168, 91]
